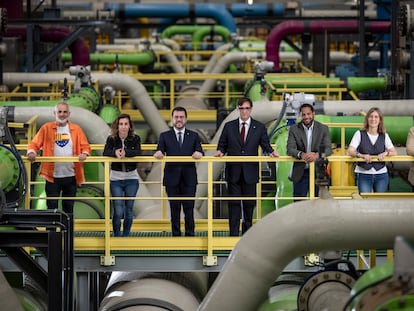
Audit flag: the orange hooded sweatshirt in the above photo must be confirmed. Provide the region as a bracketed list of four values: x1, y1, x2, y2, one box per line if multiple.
[27, 121, 91, 185]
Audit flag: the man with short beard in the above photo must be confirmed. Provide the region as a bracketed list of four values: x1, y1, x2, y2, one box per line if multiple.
[27, 102, 91, 214]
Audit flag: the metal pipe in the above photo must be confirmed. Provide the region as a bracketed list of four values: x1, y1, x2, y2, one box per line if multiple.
[9, 106, 109, 145]
[266, 20, 390, 71]
[198, 198, 414, 311]
[199, 52, 266, 95]
[4, 26, 90, 66]
[61, 51, 155, 66]
[100, 271, 208, 311]
[105, 3, 237, 33]
[2, 72, 169, 138]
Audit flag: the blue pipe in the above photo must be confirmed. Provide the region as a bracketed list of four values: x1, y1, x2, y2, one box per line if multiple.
[229, 3, 287, 17]
[105, 3, 293, 33]
[105, 3, 236, 32]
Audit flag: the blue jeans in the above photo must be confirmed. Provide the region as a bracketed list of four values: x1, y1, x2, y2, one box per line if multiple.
[356, 173, 389, 193]
[110, 179, 139, 236]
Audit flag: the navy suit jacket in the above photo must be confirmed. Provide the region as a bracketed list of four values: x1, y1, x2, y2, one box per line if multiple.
[156, 128, 204, 187]
[217, 118, 274, 184]
[286, 120, 332, 183]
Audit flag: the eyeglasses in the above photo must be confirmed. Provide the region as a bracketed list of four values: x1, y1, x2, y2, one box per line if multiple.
[238, 107, 251, 110]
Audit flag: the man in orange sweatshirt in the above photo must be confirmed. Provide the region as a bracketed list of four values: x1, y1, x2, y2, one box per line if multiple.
[27, 102, 91, 214]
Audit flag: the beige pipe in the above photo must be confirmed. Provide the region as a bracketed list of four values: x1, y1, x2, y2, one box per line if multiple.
[198, 197, 414, 311]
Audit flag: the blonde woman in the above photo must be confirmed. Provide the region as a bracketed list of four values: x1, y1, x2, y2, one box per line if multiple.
[347, 107, 397, 193]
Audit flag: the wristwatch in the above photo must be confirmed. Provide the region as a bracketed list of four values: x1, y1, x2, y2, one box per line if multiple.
[356, 152, 360, 158]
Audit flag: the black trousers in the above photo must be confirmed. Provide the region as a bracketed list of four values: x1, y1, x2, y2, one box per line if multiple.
[227, 179, 256, 236]
[165, 184, 196, 236]
[45, 176, 77, 214]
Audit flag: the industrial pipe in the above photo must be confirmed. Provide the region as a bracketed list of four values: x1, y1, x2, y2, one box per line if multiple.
[160, 25, 231, 50]
[2, 72, 170, 138]
[105, 3, 237, 33]
[198, 198, 414, 311]
[4, 26, 90, 66]
[61, 51, 155, 67]
[266, 20, 390, 71]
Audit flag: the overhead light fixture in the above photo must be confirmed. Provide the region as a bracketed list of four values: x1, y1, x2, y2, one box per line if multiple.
[247, 0, 254, 5]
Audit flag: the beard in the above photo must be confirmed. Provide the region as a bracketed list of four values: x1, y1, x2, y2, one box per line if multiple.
[56, 115, 69, 125]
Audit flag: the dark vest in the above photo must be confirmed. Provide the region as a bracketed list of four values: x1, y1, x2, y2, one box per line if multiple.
[357, 130, 386, 171]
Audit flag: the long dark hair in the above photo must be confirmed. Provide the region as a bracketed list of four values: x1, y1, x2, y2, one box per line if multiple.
[110, 114, 135, 138]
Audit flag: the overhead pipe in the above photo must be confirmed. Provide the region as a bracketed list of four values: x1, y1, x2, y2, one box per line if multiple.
[7, 106, 109, 146]
[61, 50, 155, 66]
[0, 0, 23, 20]
[0, 88, 99, 112]
[265, 75, 388, 94]
[114, 38, 181, 51]
[139, 44, 184, 73]
[160, 25, 231, 51]
[266, 20, 391, 71]
[198, 198, 414, 311]
[2, 72, 169, 138]
[4, 26, 90, 66]
[105, 3, 237, 33]
[191, 26, 231, 51]
[198, 51, 266, 96]
[202, 43, 234, 74]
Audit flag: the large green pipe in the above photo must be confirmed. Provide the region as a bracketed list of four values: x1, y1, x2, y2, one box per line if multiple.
[328, 115, 412, 145]
[264, 76, 388, 94]
[0, 146, 20, 193]
[264, 76, 343, 89]
[191, 25, 231, 50]
[274, 126, 292, 210]
[31, 170, 106, 219]
[346, 76, 388, 93]
[245, 82, 273, 103]
[98, 104, 121, 124]
[0, 88, 100, 112]
[61, 51, 155, 66]
[160, 25, 231, 50]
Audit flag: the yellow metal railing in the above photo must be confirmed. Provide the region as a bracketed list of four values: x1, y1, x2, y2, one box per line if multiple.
[22, 152, 414, 266]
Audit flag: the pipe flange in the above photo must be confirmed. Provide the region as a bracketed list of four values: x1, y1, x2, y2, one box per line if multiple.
[297, 270, 356, 311]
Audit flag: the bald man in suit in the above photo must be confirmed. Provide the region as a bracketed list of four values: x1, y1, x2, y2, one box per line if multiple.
[154, 107, 204, 236]
[215, 97, 279, 236]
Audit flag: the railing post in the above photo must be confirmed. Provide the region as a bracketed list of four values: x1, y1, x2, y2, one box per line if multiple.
[309, 162, 315, 200]
[203, 159, 217, 266]
[101, 159, 115, 266]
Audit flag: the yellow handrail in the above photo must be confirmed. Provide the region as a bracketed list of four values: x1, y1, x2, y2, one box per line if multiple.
[22, 153, 414, 266]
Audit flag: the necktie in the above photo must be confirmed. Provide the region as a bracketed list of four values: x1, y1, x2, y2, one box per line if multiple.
[240, 122, 246, 144]
[178, 131, 183, 147]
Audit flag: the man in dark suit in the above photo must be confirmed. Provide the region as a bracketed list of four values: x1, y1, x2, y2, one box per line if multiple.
[154, 107, 204, 236]
[215, 97, 279, 236]
[286, 103, 332, 200]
